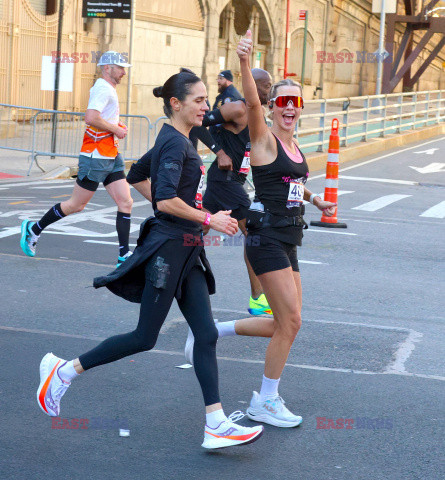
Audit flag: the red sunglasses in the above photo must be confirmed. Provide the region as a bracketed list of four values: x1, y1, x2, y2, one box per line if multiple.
[270, 95, 304, 108]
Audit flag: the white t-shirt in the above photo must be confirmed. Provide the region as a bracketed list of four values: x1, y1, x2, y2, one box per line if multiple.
[83, 78, 120, 158]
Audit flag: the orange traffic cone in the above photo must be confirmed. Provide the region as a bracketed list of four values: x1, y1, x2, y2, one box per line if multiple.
[310, 119, 347, 228]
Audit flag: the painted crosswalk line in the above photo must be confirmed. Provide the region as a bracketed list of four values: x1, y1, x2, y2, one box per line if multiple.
[420, 201, 445, 219]
[352, 194, 412, 212]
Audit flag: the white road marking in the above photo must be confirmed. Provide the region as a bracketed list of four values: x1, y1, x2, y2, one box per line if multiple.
[420, 201, 445, 219]
[384, 329, 423, 374]
[42, 224, 140, 237]
[340, 175, 417, 185]
[0, 180, 72, 187]
[0, 209, 47, 218]
[0, 226, 21, 238]
[84, 240, 137, 247]
[414, 148, 439, 155]
[310, 137, 445, 179]
[2, 323, 441, 381]
[306, 228, 357, 236]
[343, 219, 398, 225]
[409, 162, 445, 174]
[0, 197, 36, 200]
[299, 260, 327, 265]
[352, 194, 411, 211]
[32, 185, 74, 189]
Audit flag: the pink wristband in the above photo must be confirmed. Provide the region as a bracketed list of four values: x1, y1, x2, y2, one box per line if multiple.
[203, 212, 211, 226]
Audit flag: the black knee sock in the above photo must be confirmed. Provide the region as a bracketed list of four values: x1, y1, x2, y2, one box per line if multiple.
[32, 203, 66, 236]
[116, 211, 131, 256]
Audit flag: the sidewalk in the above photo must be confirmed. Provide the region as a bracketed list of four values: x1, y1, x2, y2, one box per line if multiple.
[0, 149, 72, 180]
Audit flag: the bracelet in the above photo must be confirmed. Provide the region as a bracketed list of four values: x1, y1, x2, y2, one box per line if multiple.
[309, 193, 321, 205]
[202, 212, 211, 226]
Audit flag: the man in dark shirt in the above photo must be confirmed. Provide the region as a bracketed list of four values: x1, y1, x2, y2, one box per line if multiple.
[213, 70, 242, 109]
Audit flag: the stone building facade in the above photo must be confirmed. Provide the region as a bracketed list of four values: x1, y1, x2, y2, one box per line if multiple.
[1, 0, 444, 119]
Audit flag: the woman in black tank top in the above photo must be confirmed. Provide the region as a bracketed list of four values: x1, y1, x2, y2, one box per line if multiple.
[212, 31, 337, 428]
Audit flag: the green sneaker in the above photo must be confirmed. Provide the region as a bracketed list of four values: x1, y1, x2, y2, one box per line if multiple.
[248, 294, 272, 316]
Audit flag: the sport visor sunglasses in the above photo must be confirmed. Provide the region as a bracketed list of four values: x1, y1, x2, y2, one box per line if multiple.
[270, 95, 304, 108]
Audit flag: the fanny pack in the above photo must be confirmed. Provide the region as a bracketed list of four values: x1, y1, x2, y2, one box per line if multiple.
[246, 205, 306, 230]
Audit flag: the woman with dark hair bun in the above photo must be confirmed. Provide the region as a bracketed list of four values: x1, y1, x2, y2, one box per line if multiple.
[35, 69, 264, 450]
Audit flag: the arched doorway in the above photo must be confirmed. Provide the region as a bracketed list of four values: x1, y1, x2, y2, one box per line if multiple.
[289, 28, 314, 85]
[217, 0, 273, 90]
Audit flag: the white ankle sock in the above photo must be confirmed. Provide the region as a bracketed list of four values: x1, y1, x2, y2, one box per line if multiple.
[216, 320, 236, 337]
[58, 360, 79, 383]
[259, 375, 280, 400]
[206, 409, 227, 429]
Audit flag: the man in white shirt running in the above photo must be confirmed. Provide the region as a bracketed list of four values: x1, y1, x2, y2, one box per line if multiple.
[20, 51, 134, 266]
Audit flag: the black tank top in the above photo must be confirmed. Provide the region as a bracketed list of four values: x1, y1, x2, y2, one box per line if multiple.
[252, 136, 309, 215]
[249, 135, 309, 244]
[207, 125, 250, 185]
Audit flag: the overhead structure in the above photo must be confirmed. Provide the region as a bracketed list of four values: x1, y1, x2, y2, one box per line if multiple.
[383, 0, 445, 93]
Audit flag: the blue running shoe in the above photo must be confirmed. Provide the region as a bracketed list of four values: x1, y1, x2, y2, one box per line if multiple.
[20, 220, 39, 257]
[116, 251, 132, 268]
[248, 294, 272, 316]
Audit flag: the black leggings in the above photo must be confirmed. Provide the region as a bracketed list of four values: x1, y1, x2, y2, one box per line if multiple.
[79, 243, 220, 406]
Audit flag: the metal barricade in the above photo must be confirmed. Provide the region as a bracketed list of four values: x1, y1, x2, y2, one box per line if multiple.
[26, 110, 151, 175]
[297, 90, 445, 153]
[0, 90, 443, 177]
[0, 103, 41, 154]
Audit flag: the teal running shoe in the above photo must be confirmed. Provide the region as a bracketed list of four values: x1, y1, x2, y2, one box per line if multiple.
[248, 294, 273, 316]
[20, 220, 39, 257]
[116, 251, 132, 268]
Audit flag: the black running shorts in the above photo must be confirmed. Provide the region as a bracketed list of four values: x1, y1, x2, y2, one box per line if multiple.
[245, 233, 299, 276]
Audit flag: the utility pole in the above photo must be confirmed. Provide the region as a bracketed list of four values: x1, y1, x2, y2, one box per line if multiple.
[301, 11, 309, 91]
[375, 0, 386, 96]
[51, 0, 64, 157]
[126, 0, 136, 115]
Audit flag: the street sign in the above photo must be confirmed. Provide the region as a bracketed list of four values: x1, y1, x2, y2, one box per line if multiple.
[82, 1, 131, 19]
[373, 48, 390, 61]
[299, 10, 306, 20]
[372, 0, 397, 14]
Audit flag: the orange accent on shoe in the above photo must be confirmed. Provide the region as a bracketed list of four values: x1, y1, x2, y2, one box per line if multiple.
[204, 430, 258, 441]
[38, 360, 61, 413]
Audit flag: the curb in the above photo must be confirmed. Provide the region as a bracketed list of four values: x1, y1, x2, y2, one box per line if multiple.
[0, 165, 76, 184]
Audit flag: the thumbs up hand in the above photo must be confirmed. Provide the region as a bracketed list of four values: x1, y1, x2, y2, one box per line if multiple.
[236, 30, 253, 60]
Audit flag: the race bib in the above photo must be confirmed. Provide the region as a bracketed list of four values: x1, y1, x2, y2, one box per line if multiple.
[239, 142, 251, 175]
[286, 180, 304, 208]
[195, 165, 206, 209]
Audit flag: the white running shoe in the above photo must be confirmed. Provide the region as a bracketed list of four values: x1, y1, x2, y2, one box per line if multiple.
[36, 353, 71, 417]
[246, 391, 303, 428]
[184, 319, 218, 365]
[202, 411, 264, 449]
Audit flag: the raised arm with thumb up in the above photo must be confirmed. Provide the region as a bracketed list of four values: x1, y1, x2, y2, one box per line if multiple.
[236, 30, 253, 61]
